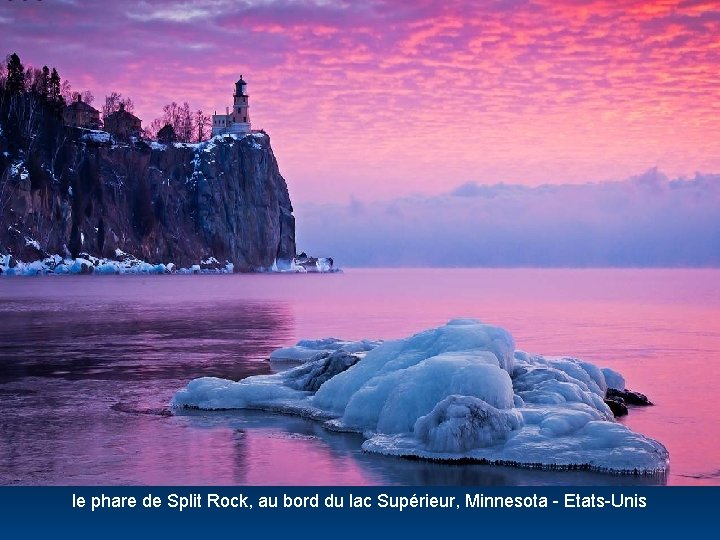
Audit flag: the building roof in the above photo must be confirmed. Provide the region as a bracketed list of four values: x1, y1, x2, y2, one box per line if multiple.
[65, 97, 99, 113]
[105, 104, 141, 123]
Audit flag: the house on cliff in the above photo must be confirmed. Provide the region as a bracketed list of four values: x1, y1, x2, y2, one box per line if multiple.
[63, 95, 101, 129]
[104, 103, 142, 142]
[212, 75, 251, 136]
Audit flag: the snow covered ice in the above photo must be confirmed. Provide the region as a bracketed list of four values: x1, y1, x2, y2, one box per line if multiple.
[2, 251, 241, 276]
[269, 337, 382, 363]
[172, 318, 669, 474]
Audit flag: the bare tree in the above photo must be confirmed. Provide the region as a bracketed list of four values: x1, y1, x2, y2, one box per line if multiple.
[177, 102, 193, 142]
[144, 117, 164, 140]
[28, 66, 49, 98]
[70, 90, 95, 105]
[194, 109, 211, 142]
[102, 92, 135, 120]
[0, 60, 7, 89]
[148, 102, 210, 143]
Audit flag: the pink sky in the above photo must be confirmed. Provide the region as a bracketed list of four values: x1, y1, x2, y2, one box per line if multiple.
[3, 0, 719, 202]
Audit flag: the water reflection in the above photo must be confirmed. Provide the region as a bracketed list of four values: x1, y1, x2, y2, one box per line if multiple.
[177, 409, 667, 486]
[0, 294, 293, 485]
[0, 299, 293, 383]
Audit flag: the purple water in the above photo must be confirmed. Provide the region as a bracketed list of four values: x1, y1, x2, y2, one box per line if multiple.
[1, 269, 718, 485]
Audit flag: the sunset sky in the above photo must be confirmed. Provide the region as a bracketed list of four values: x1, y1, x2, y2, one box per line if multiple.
[3, 0, 719, 203]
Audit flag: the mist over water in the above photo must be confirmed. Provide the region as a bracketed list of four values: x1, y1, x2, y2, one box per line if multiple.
[1, 269, 718, 485]
[295, 170, 720, 267]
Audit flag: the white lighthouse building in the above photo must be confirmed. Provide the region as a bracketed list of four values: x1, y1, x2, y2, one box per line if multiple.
[211, 75, 252, 136]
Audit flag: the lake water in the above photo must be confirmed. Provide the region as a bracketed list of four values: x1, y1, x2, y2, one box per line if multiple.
[1, 268, 718, 486]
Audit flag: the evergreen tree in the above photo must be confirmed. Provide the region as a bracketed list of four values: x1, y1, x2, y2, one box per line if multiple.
[39, 66, 50, 99]
[47, 67, 65, 115]
[49, 68, 62, 104]
[6, 53, 25, 95]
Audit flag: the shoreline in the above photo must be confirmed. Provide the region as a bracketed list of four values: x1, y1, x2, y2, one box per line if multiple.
[0, 252, 339, 276]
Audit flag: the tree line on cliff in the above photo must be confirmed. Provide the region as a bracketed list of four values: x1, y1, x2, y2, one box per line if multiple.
[0, 53, 161, 257]
[0, 52, 212, 145]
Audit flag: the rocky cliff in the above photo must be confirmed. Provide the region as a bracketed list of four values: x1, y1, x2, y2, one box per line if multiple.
[0, 105, 296, 271]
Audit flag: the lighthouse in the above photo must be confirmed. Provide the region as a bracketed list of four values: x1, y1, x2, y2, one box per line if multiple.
[232, 76, 250, 125]
[212, 75, 252, 136]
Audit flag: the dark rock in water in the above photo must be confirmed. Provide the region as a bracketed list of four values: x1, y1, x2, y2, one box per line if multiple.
[604, 397, 629, 417]
[286, 350, 361, 392]
[607, 387, 653, 406]
[111, 402, 172, 417]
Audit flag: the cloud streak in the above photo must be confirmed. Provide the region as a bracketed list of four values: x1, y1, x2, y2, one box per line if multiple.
[294, 169, 720, 267]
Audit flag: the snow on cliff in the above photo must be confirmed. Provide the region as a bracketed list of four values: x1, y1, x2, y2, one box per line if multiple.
[1, 128, 295, 272]
[172, 319, 669, 474]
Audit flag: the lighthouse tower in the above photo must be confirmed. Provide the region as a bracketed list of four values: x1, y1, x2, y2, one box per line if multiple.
[211, 75, 252, 136]
[232, 76, 250, 126]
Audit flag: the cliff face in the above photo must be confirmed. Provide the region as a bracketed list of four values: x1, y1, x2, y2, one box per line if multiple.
[1, 130, 296, 271]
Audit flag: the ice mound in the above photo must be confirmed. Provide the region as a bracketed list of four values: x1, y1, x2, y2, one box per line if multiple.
[171, 375, 309, 412]
[172, 319, 668, 474]
[414, 395, 523, 452]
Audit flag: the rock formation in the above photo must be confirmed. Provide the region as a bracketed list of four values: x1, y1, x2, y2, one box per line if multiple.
[1, 102, 296, 271]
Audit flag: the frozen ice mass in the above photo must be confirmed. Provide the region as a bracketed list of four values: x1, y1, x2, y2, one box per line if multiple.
[0, 251, 337, 276]
[172, 319, 668, 474]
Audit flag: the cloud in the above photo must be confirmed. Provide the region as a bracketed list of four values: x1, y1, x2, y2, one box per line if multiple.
[294, 169, 720, 267]
[2, 0, 720, 202]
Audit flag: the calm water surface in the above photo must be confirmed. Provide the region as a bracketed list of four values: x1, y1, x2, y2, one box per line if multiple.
[1, 269, 718, 485]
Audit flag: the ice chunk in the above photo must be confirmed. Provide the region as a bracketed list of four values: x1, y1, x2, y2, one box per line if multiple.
[339, 351, 515, 434]
[171, 319, 669, 474]
[512, 352, 612, 418]
[364, 417, 668, 475]
[94, 262, 121, 274]
[1, 250, 236, 276]
[602, 368, 626, 391]
[538, 408, 596, 437]
[414, 395, 523, 452]
[313, 320, 515, 420]
[269, 337, 381, 362]
[270, 346, 328, 363]
[172, 375, 309, 411]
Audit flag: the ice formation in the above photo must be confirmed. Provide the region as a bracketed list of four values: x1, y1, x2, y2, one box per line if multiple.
[601, 367, 626, 391]
[0, 251, 342, 276]
[269, 257, 339, 274]
[0, 252, 234, 276]
[172, 319, 669, 474]
[80, 130, 113, 145]
[269, 337, 382, 362]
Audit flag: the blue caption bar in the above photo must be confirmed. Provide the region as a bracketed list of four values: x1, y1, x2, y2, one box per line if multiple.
[1, 487, 715, 538]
